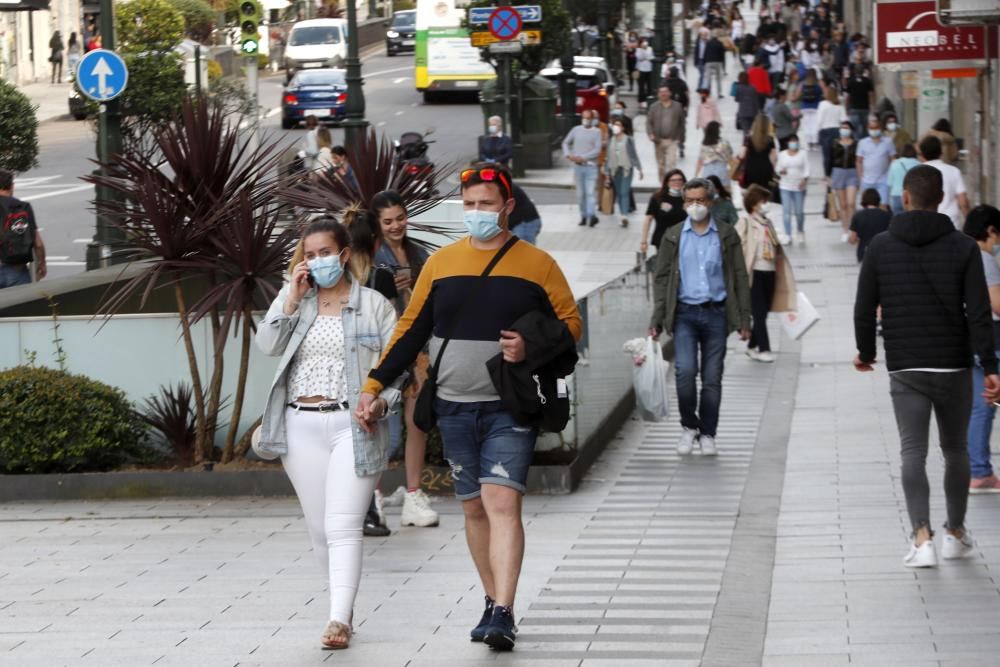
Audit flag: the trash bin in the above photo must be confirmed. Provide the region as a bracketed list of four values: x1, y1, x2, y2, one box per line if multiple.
[478, 76, 556, 170]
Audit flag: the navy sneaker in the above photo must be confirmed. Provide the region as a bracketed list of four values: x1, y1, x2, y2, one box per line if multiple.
[469, 595, 495, 642]
[483, 605, 517, 651]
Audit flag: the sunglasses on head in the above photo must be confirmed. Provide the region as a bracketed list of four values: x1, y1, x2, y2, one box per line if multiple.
[460, 167, 512, 199]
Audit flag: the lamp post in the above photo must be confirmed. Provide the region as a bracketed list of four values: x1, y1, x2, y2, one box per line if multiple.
[647, 0, 672, 107]
[557, 0, 577, 139]
[342, 0, 369, 152]
[85, 0, 125, 270]
[597, 0, 610, 65]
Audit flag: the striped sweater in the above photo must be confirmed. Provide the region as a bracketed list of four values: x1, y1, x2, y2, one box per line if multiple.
[362, 236, 582, 402]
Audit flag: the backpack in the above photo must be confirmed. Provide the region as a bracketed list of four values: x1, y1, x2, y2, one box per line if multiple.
[801, 84, 821, 104]
[0, 198, 35, 265]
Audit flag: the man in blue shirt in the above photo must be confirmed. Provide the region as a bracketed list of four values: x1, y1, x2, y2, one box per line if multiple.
[856, 114, 896, 204]
[649, 178, 752, 456]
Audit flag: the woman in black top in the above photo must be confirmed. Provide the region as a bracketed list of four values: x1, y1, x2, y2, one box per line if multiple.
[640, 169, 687, 254]
[737, 114, 777, 191]
[831, 120, 859, 241]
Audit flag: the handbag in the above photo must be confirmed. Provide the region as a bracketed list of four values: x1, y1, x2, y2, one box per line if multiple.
[412, 236, 519, 432]
[778, 292, 820, 340]
[825, 186, 840, 222]
[599, 179, 615, 214]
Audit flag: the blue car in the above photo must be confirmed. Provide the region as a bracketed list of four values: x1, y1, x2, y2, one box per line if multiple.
[281, 69, 347, 129]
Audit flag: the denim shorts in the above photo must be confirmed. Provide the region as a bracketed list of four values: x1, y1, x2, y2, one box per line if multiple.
[434, 398, 537, 500]
[831, 167, 859, 191]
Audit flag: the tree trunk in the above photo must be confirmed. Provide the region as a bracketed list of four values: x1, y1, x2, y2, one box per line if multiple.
[221, 306, 253, 462]
[174, 282, 209, 462]
[233, 415, 263, 459]
[205, 307, 226, 450]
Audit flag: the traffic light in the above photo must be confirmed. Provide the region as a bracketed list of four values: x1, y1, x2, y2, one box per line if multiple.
[240, 0, 261, 56]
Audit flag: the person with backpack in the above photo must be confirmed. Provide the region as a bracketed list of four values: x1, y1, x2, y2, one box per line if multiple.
[0, 170, 47, 288]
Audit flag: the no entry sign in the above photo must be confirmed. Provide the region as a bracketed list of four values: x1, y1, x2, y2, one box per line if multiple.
[874, 1, 996, 67]
[488, 6, 523, 41]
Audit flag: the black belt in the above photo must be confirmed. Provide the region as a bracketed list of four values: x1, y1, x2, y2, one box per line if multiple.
[683, 300, 726, 308]
[288, 401, 350, 412]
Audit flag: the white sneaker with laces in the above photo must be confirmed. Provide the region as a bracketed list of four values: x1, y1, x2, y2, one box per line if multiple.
[755, 351, 776, 363]
[903, 540, 938, 568]
[942, 530, 974, 560]
[401, 489, 440, 527]
[700, 435, 717, 456]
[840, 232, 850, 243]
[374, 489, 387, 526]
[746, 348, 760, 361]
[677, 428, 698, 455]
[382, 486, 406, 507]
[778, 233, 791, 246]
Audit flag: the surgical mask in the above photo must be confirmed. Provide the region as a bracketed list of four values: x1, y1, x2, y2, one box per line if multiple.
[307, 251, 346, 289]
[993, 244, 1000, 259]
[686, 203, 709, 222]
[611, 108, 624, 116]
[887, 122, 898, 132]
[788, 142, 799, 151]
[611, 125, 622, 135]
[463, 208, 503, 241]
[582, 119, 593, 128]
[488, 125, 499, 135]
[757, 203, 769, 216]
[869, 129, 882, 138]
[839, 128, 851, 138]
[668, 187, 682, 197]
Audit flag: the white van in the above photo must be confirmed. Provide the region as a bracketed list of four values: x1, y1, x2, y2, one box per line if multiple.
[284, 19, 349, 83]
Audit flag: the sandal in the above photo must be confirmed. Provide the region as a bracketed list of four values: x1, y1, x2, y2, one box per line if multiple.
[320, 620, 352, 650]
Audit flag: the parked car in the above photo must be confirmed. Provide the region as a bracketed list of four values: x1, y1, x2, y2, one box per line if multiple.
[283, 18, 349, 84]
[539, 58, 618, 123]
[384, 9, 416, 56]
[281, 68, 347, 129]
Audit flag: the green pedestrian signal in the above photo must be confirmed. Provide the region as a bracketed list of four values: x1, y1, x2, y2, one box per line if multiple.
[240, 0, 261, 56]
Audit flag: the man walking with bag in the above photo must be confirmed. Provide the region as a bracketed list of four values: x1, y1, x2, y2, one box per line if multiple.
[649, 177, 752, 456]
[357, 163, 581, 651]
[0, 169, 47, 288]
[854, 165, 1000, 568]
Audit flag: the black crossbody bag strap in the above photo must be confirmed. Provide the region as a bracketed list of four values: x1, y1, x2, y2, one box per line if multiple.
[428, 235, 519, 378]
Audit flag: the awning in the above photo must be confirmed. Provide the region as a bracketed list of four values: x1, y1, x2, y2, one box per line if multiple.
[0, 0, 51, 10]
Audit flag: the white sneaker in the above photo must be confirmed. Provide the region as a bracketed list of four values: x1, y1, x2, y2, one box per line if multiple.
[942, 530, 974, 560]
[401, 488, 440, 527]
[745, 348, 759, 360]
[677, 428, 698, 455]
[840, 232, 850, 243]
[699, 435, 717, 456]
[794, 232, 804, 245]
[382, 485, 406, 507]
[903, 540, 938, 568]
[778, 233, 791, 246]
[755, 351, 776, 363]
[374, 489, 388, 526]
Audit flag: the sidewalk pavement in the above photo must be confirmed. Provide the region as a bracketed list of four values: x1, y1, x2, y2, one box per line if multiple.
[19, 81, 75, 124]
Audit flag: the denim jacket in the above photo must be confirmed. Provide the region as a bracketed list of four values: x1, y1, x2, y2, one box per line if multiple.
[254, 278, 404, 476]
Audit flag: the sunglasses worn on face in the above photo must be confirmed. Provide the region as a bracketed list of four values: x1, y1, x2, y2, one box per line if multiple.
[460, 167, 512, 200]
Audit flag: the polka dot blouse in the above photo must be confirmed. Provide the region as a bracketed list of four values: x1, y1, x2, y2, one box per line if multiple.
[287, 316, 349, 401]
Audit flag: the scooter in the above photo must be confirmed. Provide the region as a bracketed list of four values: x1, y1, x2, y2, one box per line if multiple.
[394, 128, 436, 196]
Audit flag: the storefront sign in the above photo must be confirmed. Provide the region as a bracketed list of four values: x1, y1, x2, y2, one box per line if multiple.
[900, 71, 921, 99]
[875, 1, 995, 66]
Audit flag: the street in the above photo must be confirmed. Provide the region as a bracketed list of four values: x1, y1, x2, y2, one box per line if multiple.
[17, 51, 497, 280]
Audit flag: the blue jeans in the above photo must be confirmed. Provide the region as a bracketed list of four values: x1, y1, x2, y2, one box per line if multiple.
[611, 167, 633, 216]
[512, 218, 541, 244]
[434, 399, 537, 500]
[673, 303, 729, 437]
[780, 188, 805, 235]
[968, 357, 998, 479]
[574, 163, 598, 218]
[818, 127, 839, 177]
[0, 263, 31, 288]
[890, 195, 904, 216]
[848, 109, 869, 139]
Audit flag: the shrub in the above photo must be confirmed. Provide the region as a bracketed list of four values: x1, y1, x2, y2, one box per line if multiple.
[117, 0, 185, 53]
[168, 0, 215, 43]
[0, 80, 39, 173]
[0, 366, 152, 473]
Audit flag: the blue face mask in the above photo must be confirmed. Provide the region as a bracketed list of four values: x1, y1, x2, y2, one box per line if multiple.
[992, 244, 1000, 259]
[869, 129, 882, 138]
[788, 142, 800, 151]
[307, 251, 346, 289]
[463, 208, 503, 241]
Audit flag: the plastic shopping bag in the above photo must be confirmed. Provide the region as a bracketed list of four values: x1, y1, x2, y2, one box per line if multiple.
[632, 336, 670, 422]
[778, 291, 820, 340]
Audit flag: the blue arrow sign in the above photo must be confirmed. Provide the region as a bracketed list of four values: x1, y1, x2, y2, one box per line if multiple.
[76, 49, 128, 102]
[470, 5, 542, 25]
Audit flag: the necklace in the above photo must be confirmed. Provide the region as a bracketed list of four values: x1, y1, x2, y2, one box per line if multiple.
[319, 287, 350, 308]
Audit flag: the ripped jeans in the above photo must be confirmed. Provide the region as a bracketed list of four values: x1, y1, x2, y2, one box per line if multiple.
[434, 398, 537, 500]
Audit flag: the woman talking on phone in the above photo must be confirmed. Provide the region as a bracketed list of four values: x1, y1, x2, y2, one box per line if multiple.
[370, 190, 440, 528]
[255, 217, 403, 651]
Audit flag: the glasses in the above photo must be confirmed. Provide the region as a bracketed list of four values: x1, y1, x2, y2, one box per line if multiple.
[460, 167, 511, 199]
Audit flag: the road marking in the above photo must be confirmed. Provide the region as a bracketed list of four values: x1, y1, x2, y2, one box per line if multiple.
[377, 121, 387, 127]
[73, 238, 91, 244]
[47, 256, 70, 261]
[16, 176, 62, 187]
[394, 110, 404, 116]
[365, 66, 414, 79]
[392, 77, 410, 84]
[265, 108, 280, 118]
[47, 261, 86, 267]
[20, 184, 92, 202]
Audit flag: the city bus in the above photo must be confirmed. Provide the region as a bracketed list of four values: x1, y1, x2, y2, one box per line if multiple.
[415, 0, 494, 102]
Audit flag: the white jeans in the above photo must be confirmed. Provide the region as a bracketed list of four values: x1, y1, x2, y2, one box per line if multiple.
[282, 408, 377, 625]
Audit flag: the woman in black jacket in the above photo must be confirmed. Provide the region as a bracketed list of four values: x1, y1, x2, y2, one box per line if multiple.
[640, 169, 687, 254]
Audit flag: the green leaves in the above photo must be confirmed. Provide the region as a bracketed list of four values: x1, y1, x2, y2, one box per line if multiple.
[0, 366, 152, 474]
[0, 80, 39, 173]
[117, 0, 186, 53]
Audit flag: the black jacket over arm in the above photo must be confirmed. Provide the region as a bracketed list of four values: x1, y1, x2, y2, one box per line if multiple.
[854, 210, 998, 375]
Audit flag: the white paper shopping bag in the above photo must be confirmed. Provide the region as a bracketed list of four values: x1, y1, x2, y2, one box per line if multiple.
[778, 292, 820, 340]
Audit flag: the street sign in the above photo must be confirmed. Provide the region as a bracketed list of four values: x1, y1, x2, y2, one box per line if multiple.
[469, 4, 542, 25]
[470, 30, 541, 47]
[488, 7, 522, 41]
[76, 49, 128, 102]
[874, 1, 997, 66]
[488, 41, 523, 55]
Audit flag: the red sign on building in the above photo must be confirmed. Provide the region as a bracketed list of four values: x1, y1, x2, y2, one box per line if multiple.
[874, 1, 995, 66]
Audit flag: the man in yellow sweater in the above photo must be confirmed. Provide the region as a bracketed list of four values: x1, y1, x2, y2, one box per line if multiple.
[357, 163, 581, 651]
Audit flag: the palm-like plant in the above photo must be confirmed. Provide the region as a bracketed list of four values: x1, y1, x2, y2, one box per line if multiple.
[87, 93, 303, 463]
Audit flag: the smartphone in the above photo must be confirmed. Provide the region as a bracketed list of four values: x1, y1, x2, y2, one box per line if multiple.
[307, 271, 315, 288]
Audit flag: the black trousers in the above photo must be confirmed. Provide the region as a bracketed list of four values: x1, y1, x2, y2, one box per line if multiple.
[749, 269, 776, 352]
